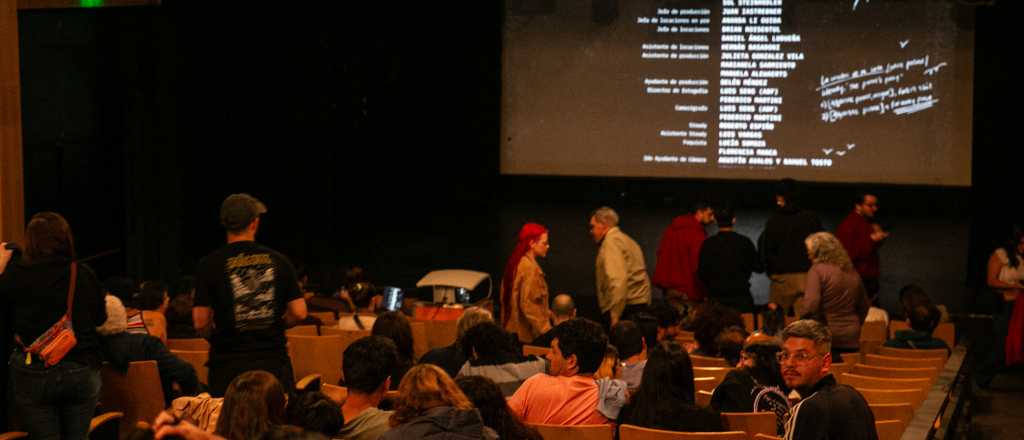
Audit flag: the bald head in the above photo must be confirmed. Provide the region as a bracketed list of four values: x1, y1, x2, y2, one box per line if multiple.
[551, 294, 576, 324]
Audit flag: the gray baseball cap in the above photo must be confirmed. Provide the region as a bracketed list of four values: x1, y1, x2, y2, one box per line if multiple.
[220, 193, 267, 231]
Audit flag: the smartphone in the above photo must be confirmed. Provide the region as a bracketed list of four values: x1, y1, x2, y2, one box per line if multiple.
[382, 287, 404, 312]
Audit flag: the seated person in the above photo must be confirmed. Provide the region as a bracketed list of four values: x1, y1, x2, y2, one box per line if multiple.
[420, 307, 493, 378]
[380, 364, 496, 440]
[532, 293, 576, 348]
[885, 302, 948, 352]
[371, 312, 414, 390]
[337, 282, 378, 331]
[104, 276, 148, 337]
[716, 325, 749, 366]
[780, 320, 877, 440]
[286, 391, 343, 438]
[138, 280, 171, 345]
[167, 279, 199, 339]
[649, 301, 682, 342]
[691, 303, 745, 358]
[455, 375, 543, 440]
[594, 345, 620, 381]
[508, 318, 628, 425]
[617, 340, 724, 432]
[456, 322, 547, 396]
[711, 333, 790, 435]
[96, 294, 200, 403]
[609, 320, 647, 391]
[338, 336, 399, 440]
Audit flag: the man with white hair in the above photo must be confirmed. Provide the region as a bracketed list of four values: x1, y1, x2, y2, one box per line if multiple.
[589, 207, 652, 328]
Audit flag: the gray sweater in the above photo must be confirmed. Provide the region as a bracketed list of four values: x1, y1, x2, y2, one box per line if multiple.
[800, 263, 870, 349]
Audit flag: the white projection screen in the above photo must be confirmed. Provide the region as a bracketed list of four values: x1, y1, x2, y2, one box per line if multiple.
[501, 0, 974, 186]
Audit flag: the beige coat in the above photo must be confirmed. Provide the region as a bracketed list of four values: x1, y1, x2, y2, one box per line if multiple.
[503, 256, 552, 343]
[596, 227, 652, 321]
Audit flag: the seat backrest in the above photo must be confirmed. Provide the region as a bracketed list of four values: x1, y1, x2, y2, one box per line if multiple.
[167, 338, 210, 351]
[170, 348, 209, 385]
[858, 339, 884, 356]
[860, 320, 888, 342]
[875, 419, 906, 440]
[690, 355, 731, 368]
[286, 325, 320, 336]
[864, 353, 945, 371]
[855, 387, 927, 409]
[528, 423, 614, 440]
[696, 390, 714, 408]
[829, 362, 852, 377]
[287, 334, 345, 385]
[720, 412, 776, 440]
[840, 352, 861, 365]
[410, 321, 430, 360]
[295, 373, 323, 392]
[524, 345, 552, 357]
[619, 425, 747, 440]
[321, 383, 348, 404]
[100, 361, 166, 439]
[692, 367, 734, 384]
[0, 433, 27, 440]
[89, 411, 124, 440]
[694, 377, 720, 393]
[416, 319, 459, 349]
[752, 435, 781, 440]
[877, 346, 949, 361]
[838, 373, 931, 391]
[868, 403, 914, 428]
[852, 364, 938, 381]
[309, 311, 337, 325]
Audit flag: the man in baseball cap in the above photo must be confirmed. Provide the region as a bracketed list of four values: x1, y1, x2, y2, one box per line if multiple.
[193, 193, 307, 396]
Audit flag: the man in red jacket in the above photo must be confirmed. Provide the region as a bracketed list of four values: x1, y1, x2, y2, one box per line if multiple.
[652, 202, 715, 313]
[835, 192, 888, 303]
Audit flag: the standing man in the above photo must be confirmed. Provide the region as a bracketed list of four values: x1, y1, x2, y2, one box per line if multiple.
[836, 192, 888, 303]
[652, 202, 716, 313]
[780, 320, 877, 440]
[590, 207, 652, 328]
[193, 193, 308, 396]
[758, 179, 823, 330]
[698, 206, 763, 313]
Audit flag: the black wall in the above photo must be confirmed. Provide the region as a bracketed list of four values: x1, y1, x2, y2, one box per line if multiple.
[14, 1, 1015, 319]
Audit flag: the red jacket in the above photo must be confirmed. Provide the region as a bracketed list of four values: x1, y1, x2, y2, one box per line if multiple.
[835, 211, 880, 279]
[652, 215, 707, 301]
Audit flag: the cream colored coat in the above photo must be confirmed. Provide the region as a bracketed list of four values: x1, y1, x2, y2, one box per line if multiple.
[596, 227, 652, 320]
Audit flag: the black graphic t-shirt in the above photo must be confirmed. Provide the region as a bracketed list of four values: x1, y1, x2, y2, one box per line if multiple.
[194, 241, 301, 356]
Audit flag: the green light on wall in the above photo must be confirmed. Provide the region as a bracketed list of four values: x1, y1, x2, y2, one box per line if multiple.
[80, 0, 104, 7]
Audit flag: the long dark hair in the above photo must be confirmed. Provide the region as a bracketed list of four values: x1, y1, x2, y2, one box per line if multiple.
[372, 311, 414, 363]
[625, 341, 696, 426]
[455, 375, 542, 440]
[215, 370, 287, 440]
[1003, 225, 1024, 268]
[24, 212, 76, 264]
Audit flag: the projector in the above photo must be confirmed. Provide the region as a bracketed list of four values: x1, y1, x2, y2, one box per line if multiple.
[416, 269, 492, 305]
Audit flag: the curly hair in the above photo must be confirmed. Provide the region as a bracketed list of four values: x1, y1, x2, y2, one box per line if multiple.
[804, 232, 854, 271]
[455, 376, 542, 440]
[389, 364, 473, 427]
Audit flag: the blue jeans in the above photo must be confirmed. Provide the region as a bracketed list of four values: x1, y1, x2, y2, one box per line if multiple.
[8, 352, 101, 440]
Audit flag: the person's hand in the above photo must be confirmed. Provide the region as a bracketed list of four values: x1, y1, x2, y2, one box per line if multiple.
[870, 230, 889, 242]
[767, 302, 778, 311]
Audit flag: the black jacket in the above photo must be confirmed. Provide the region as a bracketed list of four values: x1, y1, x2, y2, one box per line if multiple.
[784, 375, 877, 440]
[758, 206, 824, 275]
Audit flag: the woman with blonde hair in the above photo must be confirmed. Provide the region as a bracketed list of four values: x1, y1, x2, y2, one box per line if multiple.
[381, 364, 497, 439]
[799, 232, 870, 362]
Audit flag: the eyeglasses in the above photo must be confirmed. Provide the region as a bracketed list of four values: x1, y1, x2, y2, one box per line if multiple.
[776, 351, 823, 363]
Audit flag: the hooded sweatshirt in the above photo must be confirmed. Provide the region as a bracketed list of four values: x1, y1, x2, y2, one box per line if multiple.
[379, 406, 498, 440]
[653, 215, 707, 301]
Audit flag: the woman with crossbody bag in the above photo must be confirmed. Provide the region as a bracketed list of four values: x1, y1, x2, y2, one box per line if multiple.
[0, 212, 106, 440]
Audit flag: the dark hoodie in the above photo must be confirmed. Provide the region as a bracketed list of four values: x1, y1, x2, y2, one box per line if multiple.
[379, 407, 498, 440]
[758, 205, 824, 275]
[652, 215, 707, 301]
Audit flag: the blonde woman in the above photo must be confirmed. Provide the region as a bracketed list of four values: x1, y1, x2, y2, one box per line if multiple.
[799, 232, 870, 362]
[381, 364, 497, 439]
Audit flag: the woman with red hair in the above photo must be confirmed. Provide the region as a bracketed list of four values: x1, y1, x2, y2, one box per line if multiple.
[500, 223, 552, 343]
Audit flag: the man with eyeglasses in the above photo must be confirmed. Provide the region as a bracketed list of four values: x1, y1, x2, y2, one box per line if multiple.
[836, 191, 888, 304]
[779, 320, 876, 440]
